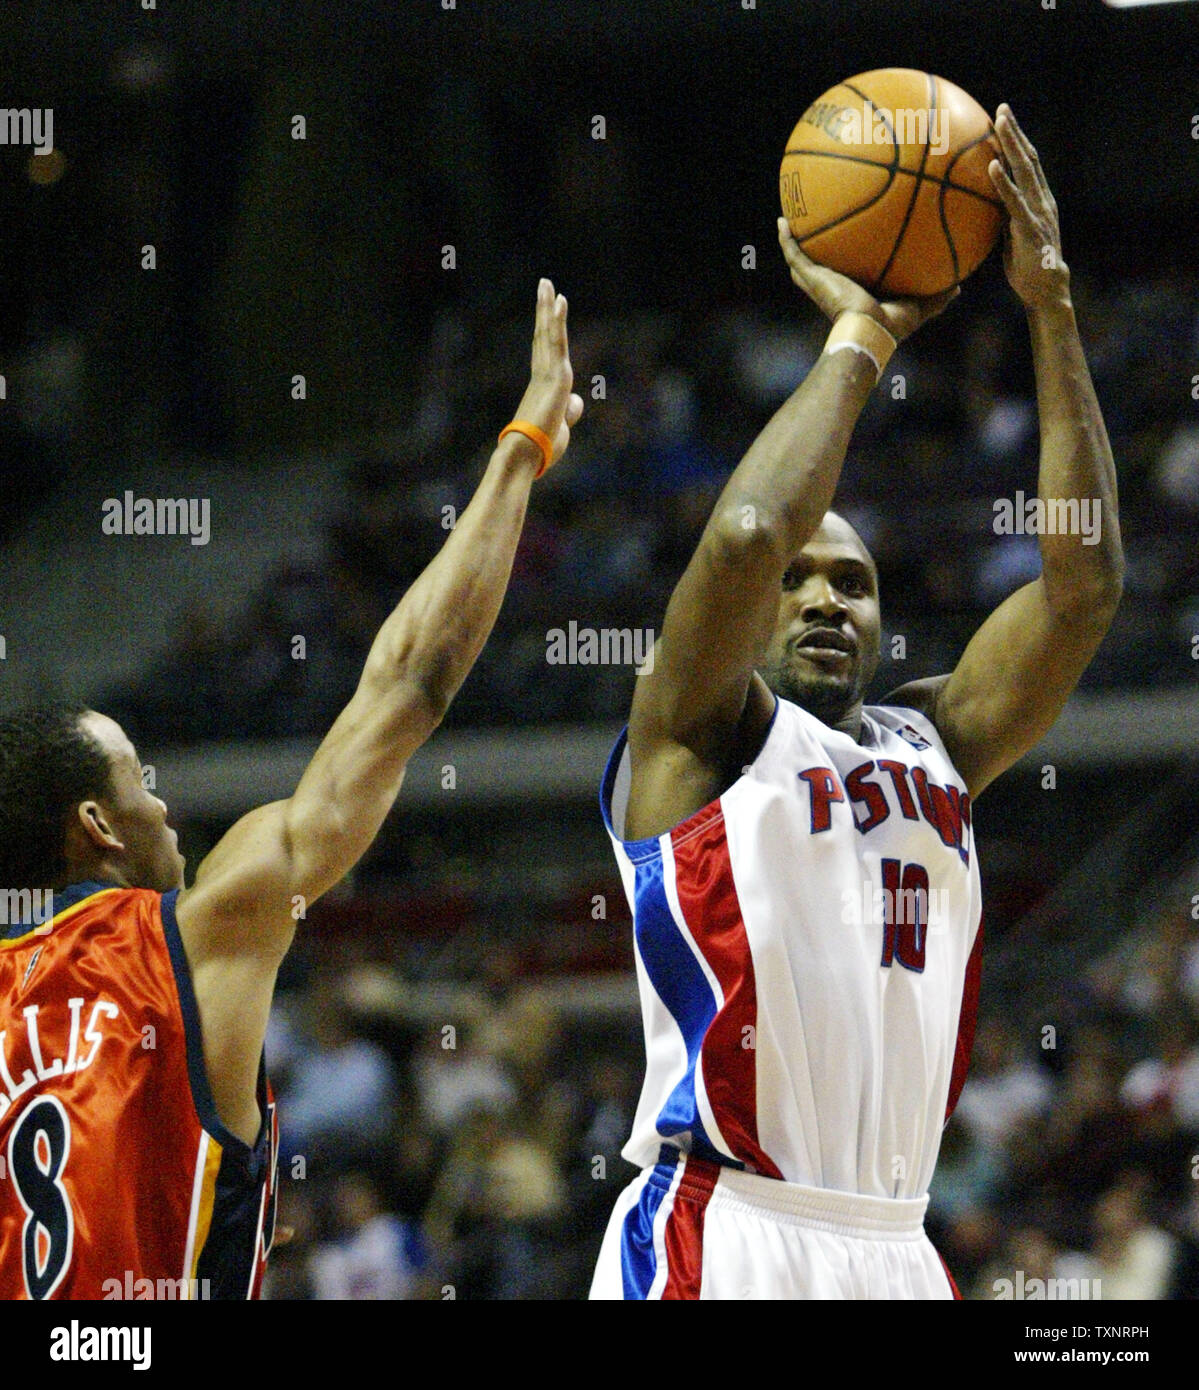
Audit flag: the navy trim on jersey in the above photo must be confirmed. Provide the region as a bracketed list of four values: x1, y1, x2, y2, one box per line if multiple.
[160, 888, 276, 1299]
[0, 879, 118, 940]
[194, 1118, 274, 1300]
[599, 696, 783, 854]
[159, 888, 258, 1156]
[50, 881, 119, 912]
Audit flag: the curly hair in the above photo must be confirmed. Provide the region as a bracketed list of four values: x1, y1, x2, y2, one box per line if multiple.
[0, 702, 113, 889]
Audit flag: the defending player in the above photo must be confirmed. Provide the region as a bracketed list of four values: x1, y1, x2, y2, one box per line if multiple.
[590, 106, 1123, 1299]
[0, 279, 583, 1300]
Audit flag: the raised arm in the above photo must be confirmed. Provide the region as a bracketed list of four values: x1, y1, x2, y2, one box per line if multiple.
[175, 280, 583, 1141]
[887, 106, 1124, 800]
[625, 230, 956, 840]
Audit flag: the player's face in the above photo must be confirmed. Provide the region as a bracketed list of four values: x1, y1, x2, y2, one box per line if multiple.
[757, 518, 881, 726]
[79, 712, 186, 892]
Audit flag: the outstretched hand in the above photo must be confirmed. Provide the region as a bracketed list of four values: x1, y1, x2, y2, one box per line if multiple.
[511, 278, 585, 469]
[987, 104, 1069, 310]
[777, 218, 960, 344]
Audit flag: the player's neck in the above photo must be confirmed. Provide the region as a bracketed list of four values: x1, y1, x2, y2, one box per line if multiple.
[801, 698, 864, 744]
[830, 710, 864, 743]
[58, 858, 132, 892]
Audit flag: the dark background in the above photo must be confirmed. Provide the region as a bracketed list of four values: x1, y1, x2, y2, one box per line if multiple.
[1, 0, 1195, 460]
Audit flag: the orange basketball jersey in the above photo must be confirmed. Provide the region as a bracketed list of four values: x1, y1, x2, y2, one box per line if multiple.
[0, 881, 278, 1300]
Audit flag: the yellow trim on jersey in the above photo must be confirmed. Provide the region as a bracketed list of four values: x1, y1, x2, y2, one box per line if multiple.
[187, 1134, 224, 1293]
[0, 888, 123, 949]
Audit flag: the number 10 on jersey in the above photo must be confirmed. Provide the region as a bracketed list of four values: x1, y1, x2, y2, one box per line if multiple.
[878, 858, 929, 974]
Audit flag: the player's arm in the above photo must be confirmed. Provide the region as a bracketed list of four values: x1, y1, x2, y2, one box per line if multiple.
[625, 224, 957, 840]
[887, 107, 1123, 800]
[178, 279, 584, 958]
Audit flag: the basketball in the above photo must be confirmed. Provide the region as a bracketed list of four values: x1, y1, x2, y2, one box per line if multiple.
[780, 68, 1003, 298]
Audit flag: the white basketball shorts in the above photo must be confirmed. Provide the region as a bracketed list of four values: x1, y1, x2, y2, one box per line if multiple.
[589, 1147, 959, 1300]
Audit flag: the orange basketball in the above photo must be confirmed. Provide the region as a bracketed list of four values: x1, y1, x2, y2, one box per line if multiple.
[780, 68, 1003, 298]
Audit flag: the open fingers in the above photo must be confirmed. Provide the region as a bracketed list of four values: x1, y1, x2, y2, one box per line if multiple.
[994, 104, 1047, 199]
[997, 103, 1041, 169]
[531, 278, 552, 364]
[537, 277, 555, 321]
[988, 156, 1025, 219]
[552, 291, 568, 351]
[532, 278, 570, 366]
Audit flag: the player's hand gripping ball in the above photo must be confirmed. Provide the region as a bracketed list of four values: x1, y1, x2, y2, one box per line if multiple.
[780, 68, 1003, 298]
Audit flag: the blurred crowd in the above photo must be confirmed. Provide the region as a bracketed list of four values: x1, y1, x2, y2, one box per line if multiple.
[104, 267, 1199, 743]
[261, 952, 641, 1301]
[933, 897, 1199, 1301]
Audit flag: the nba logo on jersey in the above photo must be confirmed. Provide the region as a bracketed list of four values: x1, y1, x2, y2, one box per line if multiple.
[897, 722, 931, 751]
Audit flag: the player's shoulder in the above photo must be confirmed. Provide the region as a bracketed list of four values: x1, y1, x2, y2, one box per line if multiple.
[877, 674, 951, 726]
[870, 674, 954, 757]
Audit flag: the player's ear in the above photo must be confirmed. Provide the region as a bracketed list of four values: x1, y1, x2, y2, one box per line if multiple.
[73, 800, 125, 852]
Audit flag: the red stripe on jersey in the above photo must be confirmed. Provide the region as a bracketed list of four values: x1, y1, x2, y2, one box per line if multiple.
[945, 914, 984, 1123]
[247, 1095, 279, 1299]
[670, 814, 784, 1181]
[660, 1157, 719, 1300]
[938, 1250, 962, 1299]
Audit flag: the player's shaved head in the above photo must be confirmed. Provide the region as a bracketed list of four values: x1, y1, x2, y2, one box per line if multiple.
[757, 510, 882, 732]
[820, 510, 878, 586]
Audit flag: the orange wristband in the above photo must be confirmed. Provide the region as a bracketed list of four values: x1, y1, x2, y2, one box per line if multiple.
[499, 420, 554, 478]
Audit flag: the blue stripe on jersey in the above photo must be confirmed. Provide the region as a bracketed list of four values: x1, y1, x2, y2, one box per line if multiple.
[630, 850, 723, 1162]
[620, 1158, 678, 1299]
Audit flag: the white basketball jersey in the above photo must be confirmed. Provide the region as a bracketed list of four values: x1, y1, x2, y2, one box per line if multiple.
[601, 695, 984, 1200]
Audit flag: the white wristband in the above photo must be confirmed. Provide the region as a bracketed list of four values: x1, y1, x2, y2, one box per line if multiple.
[824, 312, 897, 382]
